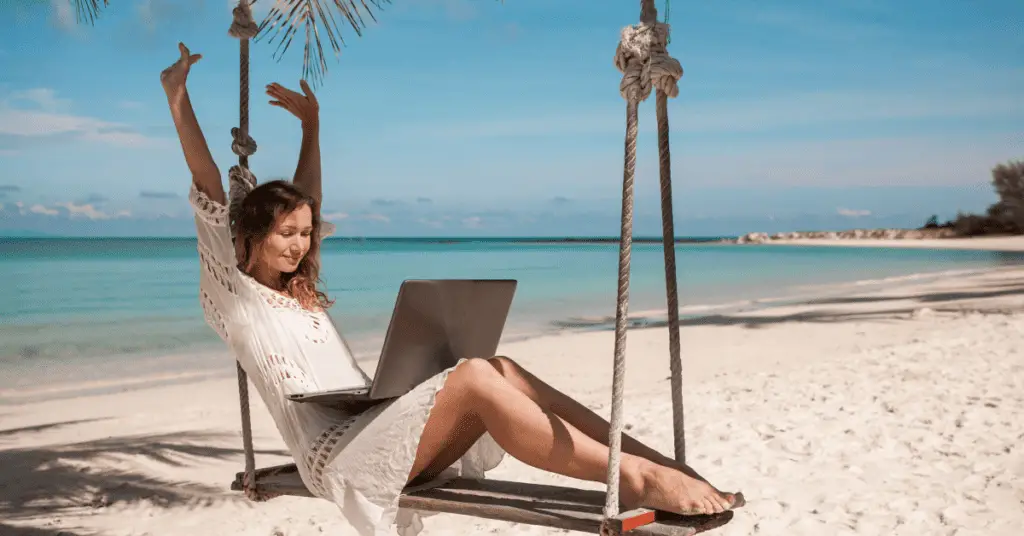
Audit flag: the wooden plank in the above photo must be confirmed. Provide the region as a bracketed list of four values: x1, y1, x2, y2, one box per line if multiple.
[602, 508, 659, 534]
[230, 465, 734, 535]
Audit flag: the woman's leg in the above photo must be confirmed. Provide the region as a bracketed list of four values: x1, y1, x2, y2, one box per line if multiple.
[408, 358, 737, 516]
[486, 356, 708, 481]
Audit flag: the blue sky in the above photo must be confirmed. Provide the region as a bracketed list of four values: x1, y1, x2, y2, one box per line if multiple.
[0, 0, 1021, 237]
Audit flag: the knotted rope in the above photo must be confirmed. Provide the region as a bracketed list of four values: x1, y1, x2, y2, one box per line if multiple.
[227, 0, 262, 503]
[228, 165, 257, 236]
[603, 0, 686, 527]
[602, 5, 654, 523]
[651, 23, 685, 464]
[231, 127, 258, 157]
[228, 0, 259, 39]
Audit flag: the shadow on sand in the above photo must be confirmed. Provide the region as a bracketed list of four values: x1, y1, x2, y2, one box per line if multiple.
[553, 278, 1024, 331]
[0, 419, 287, 536]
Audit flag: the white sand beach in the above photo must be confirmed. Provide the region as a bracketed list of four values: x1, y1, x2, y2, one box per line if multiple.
[3, 241, 1023, 536]
[765, 235, 1024, 252]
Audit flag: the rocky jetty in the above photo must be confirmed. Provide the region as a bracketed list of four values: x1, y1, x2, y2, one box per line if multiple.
[727, 227, 957, 244]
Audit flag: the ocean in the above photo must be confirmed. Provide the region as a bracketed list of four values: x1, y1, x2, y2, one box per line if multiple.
[2, 237, 1023, 398]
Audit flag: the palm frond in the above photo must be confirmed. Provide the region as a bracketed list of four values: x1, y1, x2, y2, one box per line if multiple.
[69, 0, 109, 25]
[256, 0, 392, 88]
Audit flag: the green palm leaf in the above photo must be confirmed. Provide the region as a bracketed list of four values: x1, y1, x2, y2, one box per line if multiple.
[62, 0, 392, 86]
[62, 0, 109, 24]
[256, 0, 392, 87]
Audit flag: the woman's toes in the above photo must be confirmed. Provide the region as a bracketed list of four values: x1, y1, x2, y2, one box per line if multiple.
[704, 496, 723, 515]
[712, 493, 732, 512]
[682, 499, 705, 515]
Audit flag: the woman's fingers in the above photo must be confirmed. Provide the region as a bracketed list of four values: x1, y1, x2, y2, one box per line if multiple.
[266, 85, 303, 111]
[299, 79, 318, 105]
[265, 87, 295, 109]
[267, 82, 311, 104]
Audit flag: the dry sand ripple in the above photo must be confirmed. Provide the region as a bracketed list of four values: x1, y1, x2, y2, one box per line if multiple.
[667, 312, 1024, 536]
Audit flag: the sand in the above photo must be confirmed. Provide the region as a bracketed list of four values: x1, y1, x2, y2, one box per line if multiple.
[765, 234, 1024, 252]
[3, 241, 1023, 536]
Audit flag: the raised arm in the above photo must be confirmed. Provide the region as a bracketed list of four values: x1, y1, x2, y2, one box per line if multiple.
[267, 81, 322, 205]
[161, 43, 225, 205]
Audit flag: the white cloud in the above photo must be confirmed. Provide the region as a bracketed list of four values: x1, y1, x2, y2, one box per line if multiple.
[461, 216, 482, 229]
[723, 4, 890, 44]
[357, 213, 390, 223]
[670, 133, 1023, 187]
[52, 0, 75, 29]
[837, 207, 872, 218]
[402, 89, 1024, 140]
[54, 201, 131, 220]
[322, 211, 349, 220]
[119, 100, 145, 110]
[29, 204, 58, 216]
[6, 88, 70, 113]
[0, 88, 159, 147]
[417, 217, 445, 229]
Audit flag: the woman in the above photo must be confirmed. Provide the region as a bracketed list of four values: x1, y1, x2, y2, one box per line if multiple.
[161, 43, 742, 535]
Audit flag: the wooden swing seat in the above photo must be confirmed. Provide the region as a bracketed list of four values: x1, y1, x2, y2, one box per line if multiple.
[231, 464, 733, 535]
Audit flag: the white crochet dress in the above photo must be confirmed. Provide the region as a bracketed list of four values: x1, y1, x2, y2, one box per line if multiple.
[188, 184, 505, 535]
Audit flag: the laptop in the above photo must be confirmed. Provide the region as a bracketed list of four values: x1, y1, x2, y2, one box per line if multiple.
[288, 279, 517, 406]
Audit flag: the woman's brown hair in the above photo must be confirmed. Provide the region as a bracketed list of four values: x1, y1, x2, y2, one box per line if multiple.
[234, 180, 333, 311]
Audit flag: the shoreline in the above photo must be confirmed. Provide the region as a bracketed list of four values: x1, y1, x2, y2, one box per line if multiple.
[725, 231, 1024, 251]
[758, 235, 1024, 252]
[3, 261, 1020, 406]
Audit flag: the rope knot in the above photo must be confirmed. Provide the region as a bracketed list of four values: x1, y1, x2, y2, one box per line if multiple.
[649, 24, 683, 98]
[228, 165, 257, 236]
[241, 470, 280, 502]
[228, 0, 259, 39]
[231, 127, 258, 157]
[614, 21, 683, 101]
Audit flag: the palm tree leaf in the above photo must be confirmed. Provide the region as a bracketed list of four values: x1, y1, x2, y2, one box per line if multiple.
[256, 0, 392, 87]
[64, 0, 109, 25]
[64, 0, 500, 86]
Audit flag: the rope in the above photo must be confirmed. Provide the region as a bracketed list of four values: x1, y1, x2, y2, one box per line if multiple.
[603, 1, 687, 526]
[604, 1, 660, 519]
[228, 0, 261, 502]
[664, 0, 671, 44]
[613, 27, 653, 103]
[656, 90, 686, 463]
[228, 165, 257, 237]
[231, 127, 258, 157]
[237, 362, 261, 501]
[603, 97, 639, 522]
[228, 0, 259, 39]
[646, 0, 686, 464]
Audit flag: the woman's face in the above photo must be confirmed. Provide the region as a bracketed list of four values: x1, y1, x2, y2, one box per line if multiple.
[257, 204, 313, 274]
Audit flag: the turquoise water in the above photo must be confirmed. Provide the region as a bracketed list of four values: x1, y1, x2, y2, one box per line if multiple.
[2, 237, 1023, 392]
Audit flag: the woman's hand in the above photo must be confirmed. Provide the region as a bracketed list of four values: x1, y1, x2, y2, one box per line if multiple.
[266, 80, 319, 127]
[160, 42, 201, 103]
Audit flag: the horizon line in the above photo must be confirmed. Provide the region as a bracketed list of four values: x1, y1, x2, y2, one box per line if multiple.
[0, 234, 736, 241]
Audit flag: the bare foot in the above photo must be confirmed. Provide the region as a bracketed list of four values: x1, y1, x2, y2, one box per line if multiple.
[662, 458, 710, 483]
[636, 461, 742, 516]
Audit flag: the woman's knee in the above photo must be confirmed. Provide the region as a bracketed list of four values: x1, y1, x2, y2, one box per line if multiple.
[449, 357, 504, 393]
[486, 355, 519, 377]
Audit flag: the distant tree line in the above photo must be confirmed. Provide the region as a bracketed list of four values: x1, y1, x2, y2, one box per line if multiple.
[922, 159, 1024, 236]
